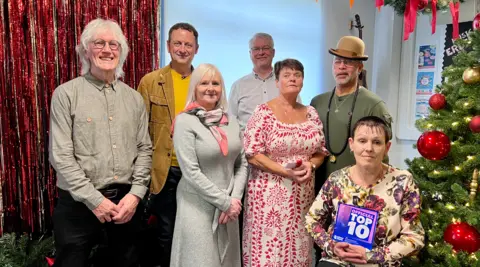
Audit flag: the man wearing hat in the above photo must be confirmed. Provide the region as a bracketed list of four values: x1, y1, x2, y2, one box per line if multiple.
[310, 35, 392, 191]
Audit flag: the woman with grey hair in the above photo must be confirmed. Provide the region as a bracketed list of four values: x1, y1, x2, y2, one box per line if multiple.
[170, 63, 248, 267]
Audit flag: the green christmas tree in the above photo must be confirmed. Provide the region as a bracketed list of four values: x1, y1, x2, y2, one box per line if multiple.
[403, 30, 480, 266]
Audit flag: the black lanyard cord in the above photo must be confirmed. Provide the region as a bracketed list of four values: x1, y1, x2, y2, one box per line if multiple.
[325, 84, 360, 156]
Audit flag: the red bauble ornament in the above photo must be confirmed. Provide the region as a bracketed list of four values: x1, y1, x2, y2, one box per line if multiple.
[417, 131, 451, 160]
[473, 13, 480, 30]
[429, 93, 446, 110]
[470, 115, 480, 133]
[444, 222, 480, 253]
[45, 257, 55, 267]
[418, 0, 429, 11]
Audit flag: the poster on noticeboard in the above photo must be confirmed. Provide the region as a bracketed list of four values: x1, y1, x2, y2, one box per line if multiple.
[418, 45, 436, 69]
[414, 66, 435, 119]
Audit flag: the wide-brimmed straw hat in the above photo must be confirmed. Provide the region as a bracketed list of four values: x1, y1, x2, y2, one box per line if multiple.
[329, 36, 368, 61]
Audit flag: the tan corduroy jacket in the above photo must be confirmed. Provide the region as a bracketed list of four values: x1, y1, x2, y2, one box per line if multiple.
[137, 65, 175, 194]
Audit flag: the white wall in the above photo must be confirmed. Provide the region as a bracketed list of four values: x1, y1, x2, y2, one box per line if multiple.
[162, 0, 323, 102]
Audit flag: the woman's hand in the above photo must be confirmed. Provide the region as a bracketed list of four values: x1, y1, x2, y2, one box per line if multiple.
[290, 161, 312, 184]
[219, 212, 231, 224]
[225, 198, 242, 219]
[285, 168, 305, 180]
[333, 242, 367, 264]
[344, 244, 367, 263]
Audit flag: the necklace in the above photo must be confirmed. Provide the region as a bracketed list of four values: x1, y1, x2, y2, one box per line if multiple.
[325, 84, 360, 163]
[333, 92, 354, 113]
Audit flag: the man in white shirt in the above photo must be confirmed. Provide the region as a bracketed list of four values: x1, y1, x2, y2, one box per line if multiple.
[229, 33, 278, 132]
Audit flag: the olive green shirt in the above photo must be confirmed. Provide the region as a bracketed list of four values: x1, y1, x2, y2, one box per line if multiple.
[310, 87, 392, 192]
[49, 73, 152, 210]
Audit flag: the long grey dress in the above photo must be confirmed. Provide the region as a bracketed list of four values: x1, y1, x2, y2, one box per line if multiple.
[170, 113, 248, 267]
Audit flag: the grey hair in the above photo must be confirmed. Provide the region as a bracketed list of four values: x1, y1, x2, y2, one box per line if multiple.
[185, 64, 228, 112]
[75, 18, 130, 79]
[248, 33, 274, 49]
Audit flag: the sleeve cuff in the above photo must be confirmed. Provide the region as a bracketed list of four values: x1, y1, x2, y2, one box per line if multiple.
[366, 251, 375, 262]
[221, 195, 232, 212]
[129, 184, 148, 200]
[324, 239, 335, 257]
[231, 190, 244, 200]
[83, 191, 105, 210]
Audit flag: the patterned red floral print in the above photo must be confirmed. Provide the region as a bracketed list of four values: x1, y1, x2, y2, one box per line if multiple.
[364, 195, 387, 211]
[242, 104, 328, 267]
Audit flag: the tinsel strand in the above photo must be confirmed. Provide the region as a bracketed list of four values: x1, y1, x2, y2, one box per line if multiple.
[0, 0, 6, 235]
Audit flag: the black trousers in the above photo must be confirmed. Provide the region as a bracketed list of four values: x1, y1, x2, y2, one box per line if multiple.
[314, 164, 330, 261]
[148, 166, 182, 267]
[52, 185, 143, 267]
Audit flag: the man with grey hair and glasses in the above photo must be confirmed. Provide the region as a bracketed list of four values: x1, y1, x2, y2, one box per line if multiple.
[49, 18, 152, 267]
[229, 33, 278, 133]
[229, 33, 300, 133]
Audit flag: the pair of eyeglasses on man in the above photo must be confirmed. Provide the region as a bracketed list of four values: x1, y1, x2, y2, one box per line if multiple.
[251, 46, 272, 53]
[92, 39, 121, 50]
[333, 58, 358, 67]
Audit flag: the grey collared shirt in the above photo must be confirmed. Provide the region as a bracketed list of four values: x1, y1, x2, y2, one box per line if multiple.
[49, 73, 152, 210]
[228, 71, 302, 133]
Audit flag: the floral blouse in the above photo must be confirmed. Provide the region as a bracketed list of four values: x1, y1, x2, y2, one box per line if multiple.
[305, 164, 424, 267]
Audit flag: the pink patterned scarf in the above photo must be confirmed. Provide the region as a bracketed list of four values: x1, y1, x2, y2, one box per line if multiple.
[171, 102, 229, 156]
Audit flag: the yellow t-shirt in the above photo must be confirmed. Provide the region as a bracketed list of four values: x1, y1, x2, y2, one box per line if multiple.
[171, 69, 190, 167]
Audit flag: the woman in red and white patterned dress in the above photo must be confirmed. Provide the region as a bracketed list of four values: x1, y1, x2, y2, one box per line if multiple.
[242, 59, 329, 267]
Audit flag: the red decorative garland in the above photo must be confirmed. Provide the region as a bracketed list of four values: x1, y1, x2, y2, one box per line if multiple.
[376, 0, 384, 11]
[449, 1, 460, 39]
[431, 0, 437, 34]
[0, 0, 160, 234]
[404, 0, 420, 41]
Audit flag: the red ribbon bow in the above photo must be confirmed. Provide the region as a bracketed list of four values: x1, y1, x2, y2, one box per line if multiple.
[376, 0, 384, 11]
[431, 0, 437, 34]
[450, 1, 460, 40]
[404, 0, 420, 41]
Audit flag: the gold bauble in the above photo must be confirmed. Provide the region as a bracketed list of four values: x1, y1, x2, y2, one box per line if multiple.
[462, 67, 480, 84]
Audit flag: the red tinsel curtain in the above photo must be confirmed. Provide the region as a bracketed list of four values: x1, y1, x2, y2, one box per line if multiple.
[0, 0, 161, 235]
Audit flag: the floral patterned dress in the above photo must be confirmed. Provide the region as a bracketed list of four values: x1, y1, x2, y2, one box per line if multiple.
[242, 104, 328, 267]
[305, 165, 425, 267]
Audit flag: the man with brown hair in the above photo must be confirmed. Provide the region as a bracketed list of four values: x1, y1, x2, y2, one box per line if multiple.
[137, 22, 199, 267]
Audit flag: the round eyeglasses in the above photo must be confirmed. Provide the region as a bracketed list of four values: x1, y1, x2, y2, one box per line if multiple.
[92, 39, 121, 51]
